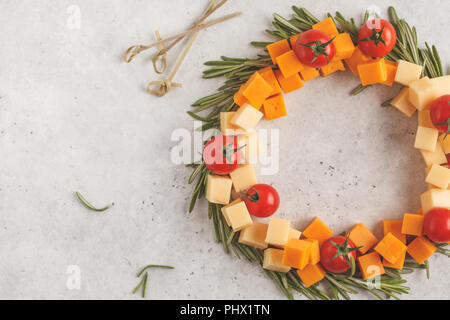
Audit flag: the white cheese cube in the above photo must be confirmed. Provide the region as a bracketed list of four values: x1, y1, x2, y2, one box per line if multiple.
[223, 201, 253, 232]
[426, 164, 450, 189]
[230, 104, 264, 131]
[229, 164, 257, 192]
[414, 126, 439, 152]
[221, 199, 242, 226]
[431, 75, 450, 97]
[420, 142, 447, 167]
[273, 228, 302, 249]
[265, 217, 291, 247]
[391, 88, 416, 117]
[409, 77, 439, 110]
[220, 112, 246, 136]
[205, 174, 232, 205]
[421, 189, 450, 214]
[263, 248, 291, 273]
[237, 132, 262, 164]
[238, 221, 269, 249]
[439, 134, 450, 154]
[394, 60, 423, 86]
[418, 109, 434, 128]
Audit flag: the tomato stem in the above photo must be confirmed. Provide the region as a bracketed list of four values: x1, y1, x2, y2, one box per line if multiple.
[299, 36, 336, 64]
[240, 187, 260, 203]
[359, 25, 387, 48]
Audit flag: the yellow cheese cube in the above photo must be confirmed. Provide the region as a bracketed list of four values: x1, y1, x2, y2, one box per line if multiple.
[418, 109, 434, 128]
[221, 199, 242, 226]
[229, 164, 257, 192]
[414, 126, 439, 152]
[394, 60, 423, 86]
[420, 189, 450, 214]
[420, 141, 447, 167]
[273, 228, 302, 249]
[223, 201, 253, 232]
[409, 77, 439, 111]
[391, 88, 417, 117]
[439, 134, 450, 154]
[237, 132, 262, 164]
[426, 164, 450, 189]
[265, 217, 291, 247]
[220, 112, 246, 136]
[263, 248, 291, 273]
[238, 221, 268, 249]
[230, 104, 264, 131]
[205, 175, 232, 205]
[431, 75, 450, 97]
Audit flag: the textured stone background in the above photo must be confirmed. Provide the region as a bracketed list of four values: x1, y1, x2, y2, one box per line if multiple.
[0, 0, 449, 299]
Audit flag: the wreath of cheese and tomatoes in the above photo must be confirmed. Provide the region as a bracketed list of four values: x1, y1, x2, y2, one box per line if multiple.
[190, 7, 450, 299]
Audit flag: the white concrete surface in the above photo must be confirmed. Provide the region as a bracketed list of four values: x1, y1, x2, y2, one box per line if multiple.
[0, 0, 449, 299]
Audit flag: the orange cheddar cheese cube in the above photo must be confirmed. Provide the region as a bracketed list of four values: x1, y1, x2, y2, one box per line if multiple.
[401, 213, 424, 236]
[381, 60, 398, 86]
[348, 223, 378, 254]
[274, 69, 304, 93]
[282, 239, 312, 270]
[263, 248, 291, 273]
[344, 46, 371, 76]
[302, 217, 333, 246]
[374, 232, 407, 264]
[320, 58, 345, 77]
[382, 251, 406, 270]
[357, 252, 385, 280]
[312, 17, 339, 38]
[305, 239, 320, 264]
[334, 33, 356, 60]
[290, 33, 301, 48]
[233, 84, 250, 107]
[296, 263, 326, 287]
[357, 58, 388, 86]
[262, 94, 287, 121]
[276, 50, 304, 79]
[407, 236, 436, 264]
[242, 73, 274, 109]
[382, 220, 406, 244]
[266, 39, 291, 65]
[257, 66, 282, 97]
[299, 65, 320, 81]
[273, 228, 302, 249]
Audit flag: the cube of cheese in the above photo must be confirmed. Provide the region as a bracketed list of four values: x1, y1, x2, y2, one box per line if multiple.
[407, 236, 436, 264]
[438, 134, 450, 154]
[230, 104, 263, 131]
[302, 217, 333, 246]
[229, 164, 257, 192]
[426, 164, 450, 189]
[312, 17, 338, 37]
[418, 109, 434, 128]
[263, 248, 291, 273]
[383, 251, 406, 270]
[238, 221, 268, 249]
[237, 132, 262, 164]
[305, 238, 320, 264]
[357, 58, 388, 86]
[282, 239, 312, 270]
[273, 228, 302, 249]
[431, 75, 450, 97]
[220, 112, 246, 136]
[265, 217, 291, 247]
[409, 77, 439, 110]
[348, 223, 378, 254]
[420, 188, 450, 214]
[334, 33, 356, 60]
[394, 60, 423, 86]
[401, 213, 424, 236]
[414, 126, 438, 152]
[420, 141, 447, 167]
[221, 199, 242, 226]
[382, 220, 406, 244]
[276, 50, 304, 79]
[296, 263, 326, 288]
[374, 232, 407, 264]
[391, 88, 416, 117]
[357, 252, 385, 280]
[242, 73, 274, 108]
[223, 201, 253, 232]
[205, 175, 232, 205]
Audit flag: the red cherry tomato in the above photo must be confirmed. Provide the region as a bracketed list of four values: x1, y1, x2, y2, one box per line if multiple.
[320, 236, 359, 274]
[241, 184, 280, 218]
[202, 135, 243, 175]
[423, 208, 450, 243]
[430, 95, 450, 137]
[294, 30, 336, 68]
[358, 19, 397, 57]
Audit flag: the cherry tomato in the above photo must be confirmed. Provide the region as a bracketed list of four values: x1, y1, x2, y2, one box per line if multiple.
[423, 208, 450, 243]
[202, 135, 243, 175]
[241, 184, 280, 218]
[320, 236, 359, 274]
[294, 30, 336, 68]
[358, 19, 397, 57]
[430, 95, 450, 137]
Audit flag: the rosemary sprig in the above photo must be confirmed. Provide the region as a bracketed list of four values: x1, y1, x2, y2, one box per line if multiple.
[75, 192, 113, 212]
[132, 264, 174, 298]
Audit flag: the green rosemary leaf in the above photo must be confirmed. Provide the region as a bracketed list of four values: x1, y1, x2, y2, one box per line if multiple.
[250, 41, 273, 47]
[75, 192, 112, 212]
